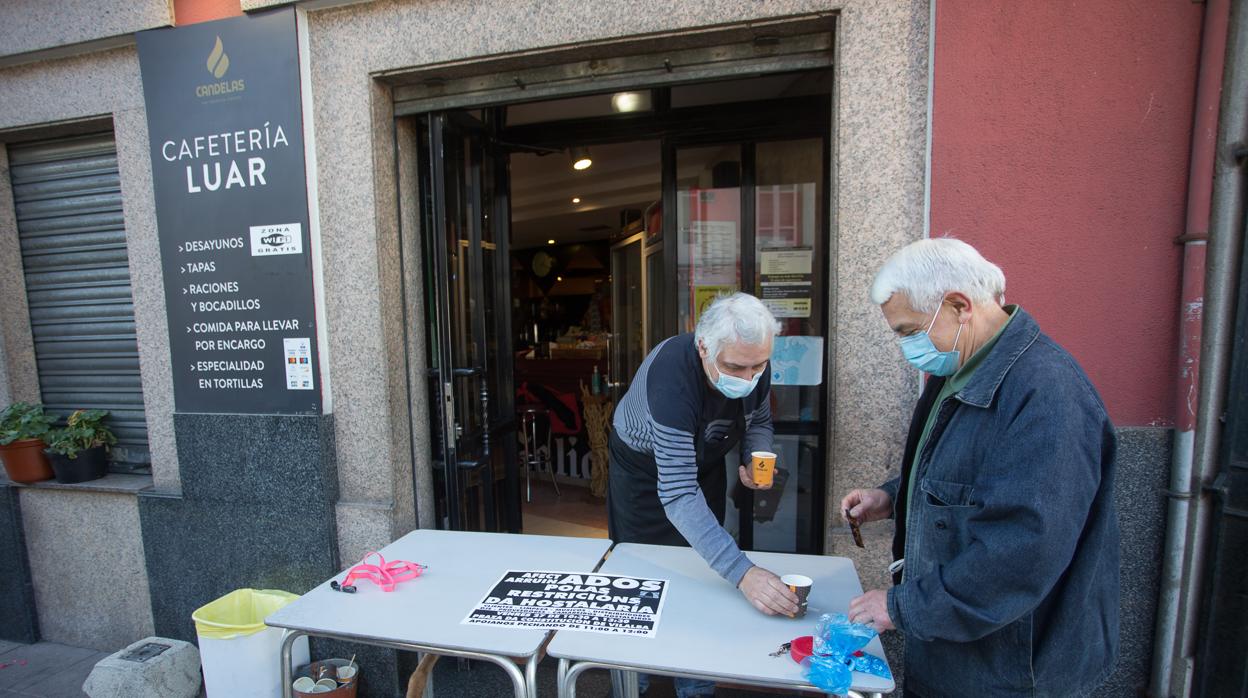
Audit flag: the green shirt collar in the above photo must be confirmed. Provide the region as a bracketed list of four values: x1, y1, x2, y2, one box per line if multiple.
[946, 305, 1019, 393]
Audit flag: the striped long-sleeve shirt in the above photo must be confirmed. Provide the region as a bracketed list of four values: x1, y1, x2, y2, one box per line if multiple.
[613, 334, 774, 585]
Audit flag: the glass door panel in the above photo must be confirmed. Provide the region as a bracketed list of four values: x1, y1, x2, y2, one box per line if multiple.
[676, 146, 743, 334]
[755, 139, 825, 423]
[750, 138, 826, 552]
[610, 233, 645, 402]
[663, 139, 826, 554]
[644, 242, 665, 353]
[723, 434, 818, 553]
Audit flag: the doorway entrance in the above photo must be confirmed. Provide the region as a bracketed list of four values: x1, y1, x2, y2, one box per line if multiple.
[413, 70, 831, 554]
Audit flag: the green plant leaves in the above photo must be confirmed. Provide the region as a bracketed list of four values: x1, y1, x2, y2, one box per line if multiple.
[0, 402, 53, 446]
[44, 409, 117, 458]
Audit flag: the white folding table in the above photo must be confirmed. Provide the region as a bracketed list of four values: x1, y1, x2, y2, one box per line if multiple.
[547, 543, 895, 697]
[265, 529, 612, 698]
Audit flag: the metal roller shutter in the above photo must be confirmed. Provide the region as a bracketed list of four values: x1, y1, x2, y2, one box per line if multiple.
[8, 132, 150, 471]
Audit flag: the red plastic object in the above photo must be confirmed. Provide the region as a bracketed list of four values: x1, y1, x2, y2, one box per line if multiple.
[789, 635, 814, 664]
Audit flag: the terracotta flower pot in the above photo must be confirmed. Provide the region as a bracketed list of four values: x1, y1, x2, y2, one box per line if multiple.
[46, 445, 108, 484]
[0, 438, 54, 483]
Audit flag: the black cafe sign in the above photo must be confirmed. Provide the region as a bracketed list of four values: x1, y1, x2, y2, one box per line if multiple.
[137, 8, 322, 414]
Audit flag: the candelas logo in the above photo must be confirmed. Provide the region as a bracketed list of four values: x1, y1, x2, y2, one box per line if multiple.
[195, 36, 246, 99]
[206, 37, 230, 78]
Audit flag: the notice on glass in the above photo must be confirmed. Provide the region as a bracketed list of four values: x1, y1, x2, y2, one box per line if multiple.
[694, 285, 737, 324]
[688, 220, 738, 285]
[760, 247, 813, 318]
[462, 570, 669, 637]
[771, 336, 824, 386]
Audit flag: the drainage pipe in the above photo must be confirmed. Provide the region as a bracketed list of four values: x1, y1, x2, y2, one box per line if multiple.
[1152, 0, 1248, 693]
[1150, 0, 1230, 694]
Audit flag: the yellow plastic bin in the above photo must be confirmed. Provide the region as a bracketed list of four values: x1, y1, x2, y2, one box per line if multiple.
[193, 589, 309, 698]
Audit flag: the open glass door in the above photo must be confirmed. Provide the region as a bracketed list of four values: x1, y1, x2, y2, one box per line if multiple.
[421, 112, 519, 532]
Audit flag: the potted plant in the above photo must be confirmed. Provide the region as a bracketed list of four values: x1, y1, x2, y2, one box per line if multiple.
[44, 409, 117, 484]
[0, 402, 55, 483]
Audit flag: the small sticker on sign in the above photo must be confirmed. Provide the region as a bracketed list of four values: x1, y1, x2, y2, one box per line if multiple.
[284, 337, 314, 390]
[250, 223, 303, 256]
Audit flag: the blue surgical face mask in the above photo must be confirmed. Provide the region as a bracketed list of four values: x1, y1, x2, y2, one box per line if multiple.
[898, 300, 965, 377]
[712, 363, 764, 399]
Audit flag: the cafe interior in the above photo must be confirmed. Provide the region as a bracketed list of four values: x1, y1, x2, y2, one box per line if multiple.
[498, 71, 830, 547]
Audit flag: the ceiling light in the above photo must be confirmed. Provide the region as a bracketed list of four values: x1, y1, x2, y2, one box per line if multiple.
[611, 91, 651, 113]
[569, 146, 592, 171]
[547, 239, 556, 245]
[557, 276, 563, 282]
[572, 197, 581, 204]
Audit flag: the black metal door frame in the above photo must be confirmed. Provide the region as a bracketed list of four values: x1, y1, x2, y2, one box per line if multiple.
[417, 76, 832, 551]
[421, 112, 517, 532]
[657, 134, 830, 554]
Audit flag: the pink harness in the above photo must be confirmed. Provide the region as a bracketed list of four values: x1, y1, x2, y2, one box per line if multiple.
[338, 552, 426, 592]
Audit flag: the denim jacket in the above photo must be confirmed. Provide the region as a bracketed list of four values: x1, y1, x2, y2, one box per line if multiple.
[879, 308, 1120, 697]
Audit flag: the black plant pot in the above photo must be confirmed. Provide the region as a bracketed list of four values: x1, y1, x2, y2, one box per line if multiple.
[45, 445, 108, 484]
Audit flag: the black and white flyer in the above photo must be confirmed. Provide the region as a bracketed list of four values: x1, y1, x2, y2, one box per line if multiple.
[462, 570, 669, 637]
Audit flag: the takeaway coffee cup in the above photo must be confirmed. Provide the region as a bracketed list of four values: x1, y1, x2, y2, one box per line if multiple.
[782, 574, 813, 618]
[311, 677, 338, 693]
[750, 451, 777, 487]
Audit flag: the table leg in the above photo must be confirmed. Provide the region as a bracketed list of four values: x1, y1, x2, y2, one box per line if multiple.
[483, 656, 528, 698]
[279, 629, 304, 698]
[525, 654, 538, 698]
[609, 669, 638, 698]
[623, 670, 639, 698]
[557, 658, 569, 697]
[564, 660, 599, 698]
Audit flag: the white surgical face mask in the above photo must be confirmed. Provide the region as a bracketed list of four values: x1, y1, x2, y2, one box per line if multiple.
[712, 363, 764, 399]
[898, 298, 964, 376]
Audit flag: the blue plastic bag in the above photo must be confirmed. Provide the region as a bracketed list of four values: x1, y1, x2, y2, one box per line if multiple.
[803, 613, 893, 695]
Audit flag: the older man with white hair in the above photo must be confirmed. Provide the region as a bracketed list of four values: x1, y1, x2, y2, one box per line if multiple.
[610, 293, 799, 613]
[841, 238, 1120, 697]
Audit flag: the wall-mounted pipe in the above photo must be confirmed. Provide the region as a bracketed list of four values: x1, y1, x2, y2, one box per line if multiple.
[1152, 0, 1248, 693]
[1150, 0, 1230, 693]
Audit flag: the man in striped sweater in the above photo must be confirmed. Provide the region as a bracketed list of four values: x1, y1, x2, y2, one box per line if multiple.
[609, 293, 800, 622]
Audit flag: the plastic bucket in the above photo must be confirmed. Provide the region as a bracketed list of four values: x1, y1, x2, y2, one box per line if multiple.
[193, 589, 309, 698]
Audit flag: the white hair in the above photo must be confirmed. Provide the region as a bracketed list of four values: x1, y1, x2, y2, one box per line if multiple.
[870, 238, 1006, 313]
[694, 292, 781, 361]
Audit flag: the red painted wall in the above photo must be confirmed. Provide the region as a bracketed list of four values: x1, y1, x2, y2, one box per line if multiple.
[173, 0, 242, 25]
[930, 0, 1204, 426]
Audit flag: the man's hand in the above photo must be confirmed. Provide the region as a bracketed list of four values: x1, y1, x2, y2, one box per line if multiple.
[840, 488, 893, 524]
[738, 566, 800, 616]
[738, 465, 773, 490]
[848, 589, 895, 633]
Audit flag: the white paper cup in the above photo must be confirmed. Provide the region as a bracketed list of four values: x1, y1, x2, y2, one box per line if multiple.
[292, 676, 316, 693]
[337, 664, 358, 682]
